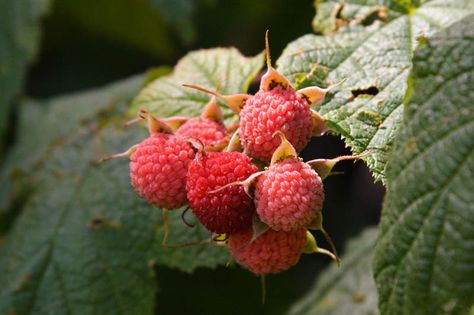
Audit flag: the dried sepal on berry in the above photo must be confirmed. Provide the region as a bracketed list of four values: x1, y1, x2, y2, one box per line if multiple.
[123, 108, 175, 134]
[173, 94, 231, 150]
[297, 79, 346, 107]
[270, 130, 297, 166]
[307, 213, 340, 265]
[259, 30, 292, 91]
[311, 109, 328, 136]
[307, 152, 369, 180]
[182, 84, 251, 114]
[304, 230, 340, 266]
[211, 132, 324, 232]
[225, 129, 243, 153]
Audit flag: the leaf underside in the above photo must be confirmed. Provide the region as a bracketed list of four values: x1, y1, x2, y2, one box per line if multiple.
[288, 228, 379, 315]
[373, 15, 474, 315]
[0, 0, 51, 154]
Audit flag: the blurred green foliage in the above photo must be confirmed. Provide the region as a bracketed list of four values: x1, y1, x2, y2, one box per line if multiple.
[0, 0, 50, 156]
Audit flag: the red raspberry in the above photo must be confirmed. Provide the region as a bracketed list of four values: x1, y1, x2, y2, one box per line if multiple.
[239, 86, 312, 161]
[176, 117, 229, 149]
[255, 157, 324, 231]
[130, 133, 195, 209]
[228, 228, 307, 274]
[186, 151, 258, 234]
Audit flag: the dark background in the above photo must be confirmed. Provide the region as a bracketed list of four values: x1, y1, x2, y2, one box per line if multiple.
[24, 0, 384, 313]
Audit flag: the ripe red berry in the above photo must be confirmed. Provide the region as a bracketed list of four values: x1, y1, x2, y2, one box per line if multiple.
[186, 151, 258, 234]
[130, 133, 195, 209]
[176, 117, 229, 149]
[255, 157, 324, 231]
[239, 86, 312, 161]
[228, 227, 307, 274]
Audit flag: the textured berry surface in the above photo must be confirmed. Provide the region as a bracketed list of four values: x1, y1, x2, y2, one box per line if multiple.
[256, 158, 324, 231]
[130, 133, 195, 209]
[186, 151, 258, 234]
[176, 117, 229, 149]
[239, 86, 312, 161]
[228, 228, 307, 274]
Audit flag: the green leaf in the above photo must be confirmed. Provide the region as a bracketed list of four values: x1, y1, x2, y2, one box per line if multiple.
[288, 228, 379, 315]
[132, 47, 264, 119]
[0, 129, 160, 315]
[373, 15, 474, 315]
[0, 75, 229, 314]
[0, 76, 144, 217]
[0, 0, 51, 155]
[277, 0, 474, 181]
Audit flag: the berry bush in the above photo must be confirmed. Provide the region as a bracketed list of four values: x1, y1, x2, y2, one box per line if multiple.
[0, 1, 473, 315]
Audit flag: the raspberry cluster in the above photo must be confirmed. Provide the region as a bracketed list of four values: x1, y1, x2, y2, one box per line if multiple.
[102, 33, 360, 276]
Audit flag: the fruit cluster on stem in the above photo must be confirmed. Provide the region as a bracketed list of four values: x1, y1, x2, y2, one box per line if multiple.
[101, 31, 364, 278]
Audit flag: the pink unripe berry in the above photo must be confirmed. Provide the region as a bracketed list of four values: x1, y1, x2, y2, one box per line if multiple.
[228, 227, 307, 274]
[130, 133, 195, 209]
[176, 117, 229, 149]
[255, 158, 324, 231]
[239, 86, 312, 161]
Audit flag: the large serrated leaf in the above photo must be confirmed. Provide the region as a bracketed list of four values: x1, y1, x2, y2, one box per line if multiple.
[288, 228, 379, 315]
[0, 128, 160, 315]
[373, 15, 474, 315]
[0, 0, 51, 154]
[0, 75, 230, 315]
[277, 0, 474, 181]
[132, 47, 264, 119]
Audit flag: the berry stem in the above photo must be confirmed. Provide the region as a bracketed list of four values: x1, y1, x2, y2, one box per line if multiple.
[265, 30, 272, 71]
[181, 207, 195, 228]
[162, 233, 227, 249]
[308, 214, 341, 265]
[162, 238, 212, 248]
[260, 274, 267, 305]
[161, 208, 169, 246]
